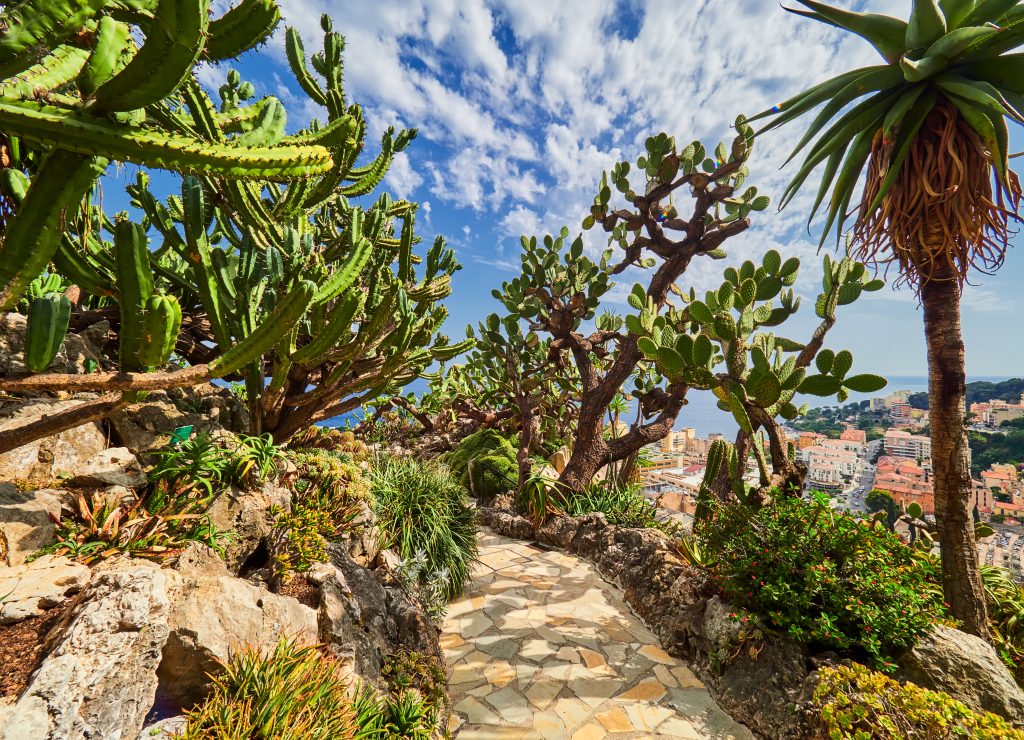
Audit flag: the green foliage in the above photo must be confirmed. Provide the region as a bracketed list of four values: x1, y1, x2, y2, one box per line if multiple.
[560, 480, 663, 530]
[442, 429, 518, 498]
[148, 433, 234, 497]
[753, 0, 1024, 245]
[23, 291, 71, 372]
[369, 455, 478, 602]
[812, 662, 1024, 739]
[910, 378, 1024, 410]
[229, 433, 287, 486]
[517, 468, 564, 527]
[702, 495, 947, 669]
[181, 638, 358, 739]
[39, 488, 230, 565]
[970, 419, 1024, 475]
[268, 449, 367, 585]
[865, 490, 899, 531]
[981, 564, 1024, 683]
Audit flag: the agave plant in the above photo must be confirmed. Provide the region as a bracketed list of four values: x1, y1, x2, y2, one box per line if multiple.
[754, 0, 1024, 639]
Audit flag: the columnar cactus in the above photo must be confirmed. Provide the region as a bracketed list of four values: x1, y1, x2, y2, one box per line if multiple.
[0, 10, 461, 451]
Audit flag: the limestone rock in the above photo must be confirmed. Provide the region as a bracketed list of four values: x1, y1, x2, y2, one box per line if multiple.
[549, 447, 570, 474]
[0, 554, 90, 624]
[157, 569, 318, 706]
[204, 482, 291, 571]
[0, 485, 66, 565]
[107, 387, 247, 458]
[0, 397, 106, 484]
[65, 447, 146, 488]
[0, 561, 170, 740]
[173, 541, 230, 577]
[135, 716, 185, 739]
[313, 546, 443, 684]
[898, 623, 1024, 724]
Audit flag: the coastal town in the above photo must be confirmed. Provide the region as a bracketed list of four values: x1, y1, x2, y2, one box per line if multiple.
[640, 384, 1024, 579]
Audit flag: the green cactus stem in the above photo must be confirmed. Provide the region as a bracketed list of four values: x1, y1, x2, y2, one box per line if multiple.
[203, 0, 281, 61]
[0, 0, 110, 79]
[0, 99, 337, 180]
[0, 149, 108, 310]
[24, 292, 72, 373]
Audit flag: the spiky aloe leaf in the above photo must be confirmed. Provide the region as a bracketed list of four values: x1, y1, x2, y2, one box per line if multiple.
[786, 1, 909, 62]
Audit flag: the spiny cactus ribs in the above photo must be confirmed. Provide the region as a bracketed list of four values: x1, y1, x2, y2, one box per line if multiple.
[0, 2, 461, 450]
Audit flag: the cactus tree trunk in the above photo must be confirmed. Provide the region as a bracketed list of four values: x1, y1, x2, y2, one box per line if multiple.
[921, 260, 988, 639]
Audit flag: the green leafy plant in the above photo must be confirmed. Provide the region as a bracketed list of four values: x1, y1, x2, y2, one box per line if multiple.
[147, 433, 233, 497]
[441, 429, 518, 500]
[517, 469, 565, 527]
[812, 662, 1024, 739]
[560, 480, 662, 530]
[370, 454, 478, 601]
[267, 448, 368, 589]
[229, 433, 286, 486]
[39, 489, 230, 565]
[981, 564, 1024, 682]
[702, 494, 946, 669]
[181, 638, 358, 739]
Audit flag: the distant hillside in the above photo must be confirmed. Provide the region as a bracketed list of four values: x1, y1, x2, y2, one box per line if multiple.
[908, 378, 1024, 410]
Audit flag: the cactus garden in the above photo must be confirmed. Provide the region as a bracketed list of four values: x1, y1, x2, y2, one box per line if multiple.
[1, 1, 1024, 739]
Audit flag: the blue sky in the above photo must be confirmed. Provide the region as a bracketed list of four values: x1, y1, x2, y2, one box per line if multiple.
[112, 0, 1024, 379]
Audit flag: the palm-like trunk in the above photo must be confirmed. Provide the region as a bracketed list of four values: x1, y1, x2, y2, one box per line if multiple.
[921, 264, 988, 638]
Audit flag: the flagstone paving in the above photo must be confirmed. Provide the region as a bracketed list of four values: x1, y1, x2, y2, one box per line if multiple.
[442, 530, 753, 739]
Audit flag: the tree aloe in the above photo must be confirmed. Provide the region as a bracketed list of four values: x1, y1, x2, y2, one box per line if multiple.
[753, 0, 1024, 638]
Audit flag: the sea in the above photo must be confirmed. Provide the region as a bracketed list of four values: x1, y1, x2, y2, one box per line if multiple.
[323, 375, 1015, 439]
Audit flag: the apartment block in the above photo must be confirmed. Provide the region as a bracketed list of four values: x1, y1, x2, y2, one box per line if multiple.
[884, 429, 931, 461]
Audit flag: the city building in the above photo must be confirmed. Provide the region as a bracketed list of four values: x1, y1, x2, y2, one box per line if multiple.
[840, 428, 867, 444]
[884, 429, 931, 462]
[971, 393, 1024, 427]
[874, 456, 933, 513]
[798, 431, 826, 450]
[804, 442, 861, 493]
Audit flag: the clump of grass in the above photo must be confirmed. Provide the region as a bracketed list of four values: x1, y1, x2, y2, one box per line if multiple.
[181, 639, 358, 739]
[369, 454, 478, 602]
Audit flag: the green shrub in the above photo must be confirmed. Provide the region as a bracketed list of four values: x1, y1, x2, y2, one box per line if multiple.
[370, 455, 478, 602]
[982, 564, 1024, 682]
[181, 638, 358, 739]
[561, 480, 660, 528]
[268, 449, 369, 587]
[442, 429, 517, 499]
[701, 494, 946, 669]
[813, 662, 1024, 739]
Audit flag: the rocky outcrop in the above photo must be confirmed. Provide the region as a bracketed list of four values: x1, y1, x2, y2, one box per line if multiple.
[204, 481, 290, 571]
[897, 623, 1024, 724]
[0, 485, 66, 566]
[65, 447, 146, 488]
[0, 555, 90, 624]
[0, 561, 170, 740]
[157, 568, 318, 707]
[107, 387, 247, 457]
[312, 545, 442, 684]
[0, 397, 107, 484]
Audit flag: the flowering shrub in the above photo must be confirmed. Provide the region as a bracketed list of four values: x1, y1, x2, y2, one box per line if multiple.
[701, 494, 946, 669]
[813, 663, 1024, 739]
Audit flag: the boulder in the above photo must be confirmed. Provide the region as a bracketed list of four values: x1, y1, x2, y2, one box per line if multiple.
[135, 716, 185, 739]
[0, 398, 106, 484]
[341, 499, 380, 567]
[157, 569, 318, 707]
[65, 447, 146, 489]
[312, 546, 443, 684]
[897, 623, 1024, 724]
[173, 541, 230, 577]
[0, 561, 170, 740]
[107, 387, 247, 458]
[204, 482, 291, 571]
[0, 485, 66, 565]
[549, 447, 570, 474]
[0, 555, 90, 624]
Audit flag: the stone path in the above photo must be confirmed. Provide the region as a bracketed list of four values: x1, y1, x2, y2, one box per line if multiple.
[442, 531, 752, 739]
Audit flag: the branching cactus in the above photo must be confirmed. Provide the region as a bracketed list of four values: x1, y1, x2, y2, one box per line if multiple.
[0, 0, 348, 311]
[500, 119, 884, 496]
[0, 10, 461, 451]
